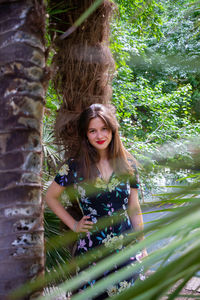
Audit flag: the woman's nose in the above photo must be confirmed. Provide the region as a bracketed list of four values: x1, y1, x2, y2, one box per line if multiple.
[97, 130, 103, 139]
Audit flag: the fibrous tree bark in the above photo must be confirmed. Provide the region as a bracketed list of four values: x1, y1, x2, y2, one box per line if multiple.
[0, 1, 47, 298]
[49, 0, 115, 157]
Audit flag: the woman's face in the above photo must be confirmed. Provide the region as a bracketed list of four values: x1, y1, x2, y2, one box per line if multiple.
[87, 117, 112, 153]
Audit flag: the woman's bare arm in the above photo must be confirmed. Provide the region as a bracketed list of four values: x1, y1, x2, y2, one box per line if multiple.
[128, 188, 147, 257]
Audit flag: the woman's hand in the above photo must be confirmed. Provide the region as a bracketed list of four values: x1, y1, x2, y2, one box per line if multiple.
[141, 248, 148, 259]
[74, 216, 94, 233]
[136, 248, 148, 262]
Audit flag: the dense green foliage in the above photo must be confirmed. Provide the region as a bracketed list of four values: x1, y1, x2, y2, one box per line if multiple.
[111, 0, 200, 187]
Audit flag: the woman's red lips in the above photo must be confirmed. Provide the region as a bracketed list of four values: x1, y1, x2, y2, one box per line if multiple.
[96, 140, 106, 144]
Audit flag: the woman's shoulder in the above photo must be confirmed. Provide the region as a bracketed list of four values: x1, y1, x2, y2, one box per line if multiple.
[55, 158, 79, 186]
[126, 152, 138, 169]
[57, 157, 78, 175]
[125, 154, 140, 188]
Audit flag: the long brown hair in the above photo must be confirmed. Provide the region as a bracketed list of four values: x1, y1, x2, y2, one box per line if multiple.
[76, 104, 136, 179]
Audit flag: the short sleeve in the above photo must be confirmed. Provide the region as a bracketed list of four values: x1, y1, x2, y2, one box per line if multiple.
[130, 165, 139, 189]
[54, 159, 76, 187]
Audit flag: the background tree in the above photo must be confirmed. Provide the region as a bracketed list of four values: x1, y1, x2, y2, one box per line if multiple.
[0, 1, 48, 298]
[48, 0, 115, 158]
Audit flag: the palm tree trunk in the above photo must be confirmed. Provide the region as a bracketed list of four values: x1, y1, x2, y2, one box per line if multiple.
[0, 0, 47, 298]
[49, 0, 115, 157]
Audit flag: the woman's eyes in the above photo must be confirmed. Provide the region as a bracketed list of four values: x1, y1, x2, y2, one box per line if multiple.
[88, 127, 108, 133]
[88, 129, 95, 134]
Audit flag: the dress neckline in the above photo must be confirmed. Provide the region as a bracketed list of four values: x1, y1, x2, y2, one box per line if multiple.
[96, 166, 114, 183]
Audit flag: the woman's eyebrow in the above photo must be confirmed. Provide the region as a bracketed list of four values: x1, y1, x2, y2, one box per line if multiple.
[88, 126, 107, 130]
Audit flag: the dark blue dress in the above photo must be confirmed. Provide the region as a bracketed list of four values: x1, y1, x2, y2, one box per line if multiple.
[54, 158, 144, 298]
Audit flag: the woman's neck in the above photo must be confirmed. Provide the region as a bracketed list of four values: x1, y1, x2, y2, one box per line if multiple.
[98, 149, 109, 161]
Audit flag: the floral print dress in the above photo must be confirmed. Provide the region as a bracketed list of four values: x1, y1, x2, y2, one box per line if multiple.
[54, 158, 144, 298]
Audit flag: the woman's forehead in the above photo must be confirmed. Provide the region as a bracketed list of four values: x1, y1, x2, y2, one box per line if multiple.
[88, 117, 107, 128]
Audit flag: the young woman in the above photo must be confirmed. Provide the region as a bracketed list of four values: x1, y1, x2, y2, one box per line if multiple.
[46, 104, 147, 298]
